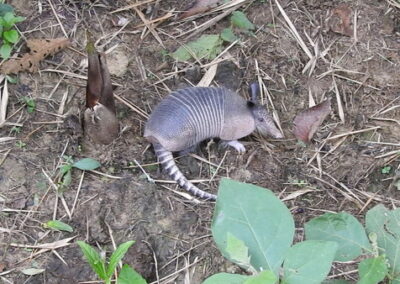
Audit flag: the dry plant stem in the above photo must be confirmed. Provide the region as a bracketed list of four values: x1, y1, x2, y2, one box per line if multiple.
[149, 257, 202, 284]
[324, 126, 381, 141]
[70, 171, 85, 219]
[0, 80, 8, 126]
[47, 0, 68, 37]
[111, 0, 156, 13]
[133, 6, 165, 48]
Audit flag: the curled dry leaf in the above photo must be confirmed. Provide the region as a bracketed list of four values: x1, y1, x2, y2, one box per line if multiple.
[293, 99, 331, 143]
[83, 37, 118, 145]
[179, 0, 223, 19]
[0, 38, 70, 74]
[329, 4, 353, 37]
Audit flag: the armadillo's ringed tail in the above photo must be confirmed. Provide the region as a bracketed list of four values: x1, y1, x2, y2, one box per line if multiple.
[153, 143, 217, 201]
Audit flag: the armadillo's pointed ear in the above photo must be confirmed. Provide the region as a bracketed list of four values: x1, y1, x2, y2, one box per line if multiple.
[248, 82, 260, 102]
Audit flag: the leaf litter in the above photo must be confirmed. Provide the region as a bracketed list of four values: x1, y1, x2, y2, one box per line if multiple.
[0, 38, 70, 74]
[293, 99, 331, 143]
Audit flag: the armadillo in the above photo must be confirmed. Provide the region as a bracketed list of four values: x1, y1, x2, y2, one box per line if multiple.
[144, 85, 283, 200]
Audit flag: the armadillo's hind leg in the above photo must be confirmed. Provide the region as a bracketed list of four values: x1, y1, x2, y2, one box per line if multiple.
[178, 144, 199, 156]
[221, 140, 246, 154]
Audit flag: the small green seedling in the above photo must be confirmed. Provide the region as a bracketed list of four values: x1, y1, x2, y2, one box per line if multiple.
[10, 126, 21, 134]
[381, 166, 391, 174]
[58, 156, 101, 190]
[15, 140, 26, 148]
[77, 240, 147, 284]
[20, 96, 36, 113]
[0, 3, 24, 59]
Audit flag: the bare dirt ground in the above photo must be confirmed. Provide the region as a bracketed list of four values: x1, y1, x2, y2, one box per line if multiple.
[0, 0, 399, 283]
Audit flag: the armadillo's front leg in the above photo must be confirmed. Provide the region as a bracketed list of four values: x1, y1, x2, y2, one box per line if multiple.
[221, 140, 246, 154]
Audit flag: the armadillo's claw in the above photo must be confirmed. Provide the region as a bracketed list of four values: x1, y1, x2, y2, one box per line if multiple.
[222, 140, 246, 154]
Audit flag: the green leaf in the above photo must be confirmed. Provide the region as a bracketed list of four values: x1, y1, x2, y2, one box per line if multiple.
[357, 256, 388, 284]
[13, 16, 25, 23]
[226, 233, 251, 270]
[212, 178, 295, 273]
[6, 75, 17, 84]
[381, 166, 391, 174]
[76, 241, 107, 280]
[118, 264, 147, 284]
[60, 164, 73, 175]
[3, 12, 14, 28]
[3, 29, 18, 43]
[366, 204, 400, 275]
[244, 270, 277, 284]
[282, 240, 338, 284]
[44, 220, 73, 232]
[62, 169, 72, 187]
[0, 4, 14, 17]
[0, 43, 11, 59]
[72, 158, 101, 170]
[171, 34, 223, 61]
[231, 11, 255, 31]
[221, 28, 238, 42]
[107, 241, 135, 278]
[202, 273, 250, 284]
[305, 212, 371, 261]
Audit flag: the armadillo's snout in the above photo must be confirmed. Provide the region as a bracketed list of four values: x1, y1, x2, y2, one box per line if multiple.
[269, 127, 284, 139]
[255, 110, 284, 139]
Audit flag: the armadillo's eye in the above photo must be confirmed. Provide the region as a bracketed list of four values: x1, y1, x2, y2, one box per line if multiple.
[258, 117, 264, 122]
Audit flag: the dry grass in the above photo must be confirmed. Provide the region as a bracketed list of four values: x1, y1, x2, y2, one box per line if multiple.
[0, 0, 399, 283]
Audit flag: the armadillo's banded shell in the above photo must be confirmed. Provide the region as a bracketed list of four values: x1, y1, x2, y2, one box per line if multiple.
[144, 87, 228, 152]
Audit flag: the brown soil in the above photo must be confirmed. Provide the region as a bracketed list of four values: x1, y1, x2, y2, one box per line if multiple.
[0, 0, 399, 283]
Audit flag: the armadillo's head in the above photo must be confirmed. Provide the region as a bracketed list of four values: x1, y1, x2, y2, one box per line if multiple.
[250, 104, 284, 139]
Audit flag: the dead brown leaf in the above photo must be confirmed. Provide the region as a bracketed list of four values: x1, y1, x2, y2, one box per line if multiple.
[0, 38, 70, 74]
[179, 0, 223, 19]
[329, 4, 353, 37]
[293, 99, 331, 143]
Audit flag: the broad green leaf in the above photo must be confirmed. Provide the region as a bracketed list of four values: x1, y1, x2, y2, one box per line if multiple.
[221, 28, 238, 42]
[171, 34, 223, 61]
[3, 12, 14, 28]
[118, 264, 147, 284]
[282, 240, 338, 284]
[305, 212, 371, 261]
[107, 241, 135, 277]
[3, 29, 18, 43]
[244, 270, 277, 284]
[0, 4, 14, 17]
[0, 43, 11, 59]
[357, 256, 388, 284]
[13, 16, 25, 23]
[44, 220, 73, 232]
[226, 233, 251, 270]
[212, 178, 294, 273]
[231, 11, 255, 31]
[21, 268, 45, 275]
[76, 241, 107, 280]
[366, 204, 400, 275]
[72, 158, 101, 171]
[202, 273, 250, 284]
